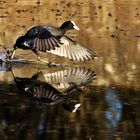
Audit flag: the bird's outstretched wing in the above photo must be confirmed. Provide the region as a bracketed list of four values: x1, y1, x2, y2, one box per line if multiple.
[24, 84, 62, 103]
[24, 26, 62, 51]
[47, 35, 98, 61]
[36, 67, 96, 92]
[14, 77, 64, 104]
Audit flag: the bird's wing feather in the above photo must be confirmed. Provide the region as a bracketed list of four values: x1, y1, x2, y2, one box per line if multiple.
[24, 82, 61, 102]
[46, 35, 98, 61]
[40, 67, 96, 91]
[23, 26, 62, 51]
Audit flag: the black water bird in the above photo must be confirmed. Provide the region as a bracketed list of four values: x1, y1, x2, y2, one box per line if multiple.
[11, 21, 98, 63]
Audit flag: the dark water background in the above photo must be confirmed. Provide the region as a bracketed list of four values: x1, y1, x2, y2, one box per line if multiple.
[0, 0, 140, 140]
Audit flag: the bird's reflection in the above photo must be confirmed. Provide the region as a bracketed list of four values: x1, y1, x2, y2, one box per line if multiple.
[105, 88, 123, 139]
[13, 67, 96, 112]
[36, 112, 47, 140]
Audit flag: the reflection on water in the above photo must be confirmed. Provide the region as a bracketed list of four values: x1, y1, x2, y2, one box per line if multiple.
[36, 112, 47, 140]
[105, 88, 122, 140]
[0, 65, 139, 140]
[0, 82, 139, 140]
[12, 68, 91, 111]
[0, 62, 9, 71]
[34, 67, 96, 92]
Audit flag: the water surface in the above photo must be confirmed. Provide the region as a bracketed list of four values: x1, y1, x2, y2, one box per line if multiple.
[0, 0, 140, 140]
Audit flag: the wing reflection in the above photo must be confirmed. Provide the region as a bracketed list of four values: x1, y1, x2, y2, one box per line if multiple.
[13, 67, 96, 112]
[33, 67, 96, 92]
[14, 77, 65, 104]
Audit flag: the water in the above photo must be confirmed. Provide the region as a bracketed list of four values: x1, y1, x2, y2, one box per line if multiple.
[0, 77, 139, 140]
[0, 0, 140, 140]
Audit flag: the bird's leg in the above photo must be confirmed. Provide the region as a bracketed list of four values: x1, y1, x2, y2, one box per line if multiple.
[37, 56, 49, 63]
[32, 50, 49, 64]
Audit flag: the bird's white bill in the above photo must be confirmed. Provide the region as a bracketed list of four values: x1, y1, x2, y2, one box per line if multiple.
[71, 21, 80, 30]
[74, 25, 80, 30]
[11, 50, 16, 59]
[72, 103, 81, 112]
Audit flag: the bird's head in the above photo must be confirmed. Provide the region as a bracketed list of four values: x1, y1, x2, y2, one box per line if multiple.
[10, 36, 25, 59]
[62, 101, 81, 112]
[60, 20, 80, 31]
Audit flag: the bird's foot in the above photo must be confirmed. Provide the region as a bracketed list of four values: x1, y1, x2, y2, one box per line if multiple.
[37, 56, 49, 64]
[37, 56, 67, 67]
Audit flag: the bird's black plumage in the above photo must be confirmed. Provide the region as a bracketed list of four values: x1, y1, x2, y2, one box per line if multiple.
[14, 26, 62, 52]
[14, 77, 65, 104]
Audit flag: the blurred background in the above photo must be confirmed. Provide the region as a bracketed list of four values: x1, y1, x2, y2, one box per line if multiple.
[0, 0, 140, 140]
